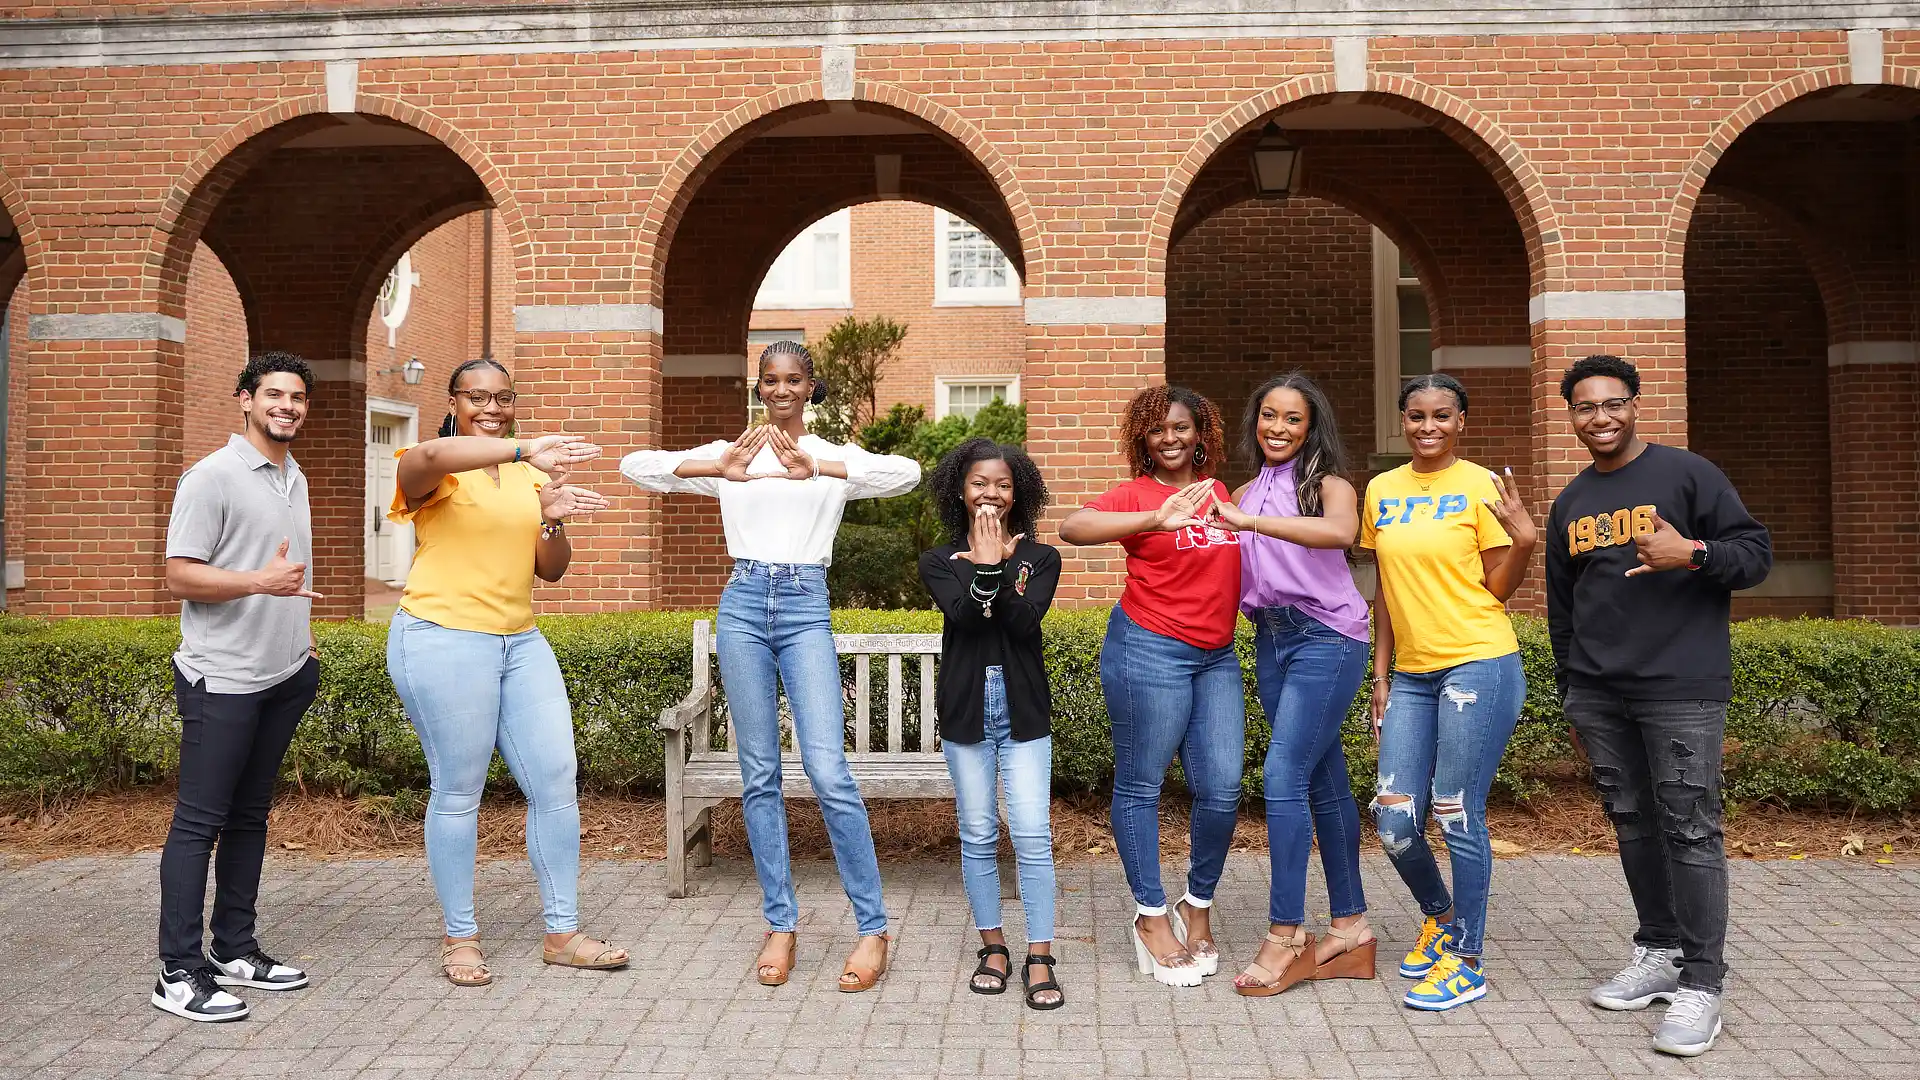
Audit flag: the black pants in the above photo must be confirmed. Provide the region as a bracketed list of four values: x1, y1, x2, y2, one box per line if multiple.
[1563, 686, 1729, 993]
[158, 658, 319, 970]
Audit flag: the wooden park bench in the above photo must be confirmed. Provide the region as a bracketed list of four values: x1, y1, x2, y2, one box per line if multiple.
[658, 619, 947, 897]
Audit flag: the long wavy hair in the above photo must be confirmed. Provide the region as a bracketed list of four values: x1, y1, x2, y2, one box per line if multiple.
[1238, 372, 1348, 516]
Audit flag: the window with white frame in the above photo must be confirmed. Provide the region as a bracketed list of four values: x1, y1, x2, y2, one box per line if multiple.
[1372, 229, 1434, 455]
[376, 252, 419, 346]
[933, 209, 1020, 305]
[746, 328, 807, 425]
[754, 210, 853, 309]
[936, 376, 1020, 420]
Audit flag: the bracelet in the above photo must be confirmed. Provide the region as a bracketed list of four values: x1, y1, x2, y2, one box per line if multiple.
[540, 520, 564, 540]
[1371, 676, 1390, 685]
[513, 441, 523, 463]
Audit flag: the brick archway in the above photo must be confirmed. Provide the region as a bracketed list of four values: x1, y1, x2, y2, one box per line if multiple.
[0, 165, 41, 314]
[637, 84, 1041, 304]
[1151, 75, 1560, 296]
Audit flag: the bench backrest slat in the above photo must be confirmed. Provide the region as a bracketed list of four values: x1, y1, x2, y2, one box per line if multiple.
[886, 654, 903, 753]
[854, 654, 871, 753]
[920, 653, 938, 754]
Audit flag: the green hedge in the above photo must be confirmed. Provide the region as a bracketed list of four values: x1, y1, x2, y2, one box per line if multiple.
[1, 612, 1915, 811]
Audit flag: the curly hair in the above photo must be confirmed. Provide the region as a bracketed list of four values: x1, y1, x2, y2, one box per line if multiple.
[233, 350, 314, 399]
[1559, 354, 1641, 402]
[929, 437, 1050, 547]
[1121, 385, 1227, 479]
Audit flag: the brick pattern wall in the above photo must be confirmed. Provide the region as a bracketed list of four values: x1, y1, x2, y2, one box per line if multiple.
[183, 242, 250, 462]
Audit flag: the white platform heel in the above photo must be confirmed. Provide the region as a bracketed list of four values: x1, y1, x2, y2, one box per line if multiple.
[1132, 908, 1204, 988]
[1169, 894, 1220, 977]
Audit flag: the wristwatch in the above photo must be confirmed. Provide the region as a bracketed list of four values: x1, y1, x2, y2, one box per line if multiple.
[1687, 540, 1708, 571]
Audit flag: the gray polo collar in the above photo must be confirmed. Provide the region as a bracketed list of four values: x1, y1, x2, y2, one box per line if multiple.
[227, 432, 300, 475]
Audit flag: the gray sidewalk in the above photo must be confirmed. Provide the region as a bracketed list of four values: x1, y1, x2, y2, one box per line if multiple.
[1, 851, 1914, 1079]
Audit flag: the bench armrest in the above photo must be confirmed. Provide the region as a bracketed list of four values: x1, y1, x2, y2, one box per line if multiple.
[659, 682, 712, 734]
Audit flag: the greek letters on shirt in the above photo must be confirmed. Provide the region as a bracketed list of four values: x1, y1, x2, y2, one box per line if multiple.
[1371, 493, 1471, 530]
[1172, 523, 1242, 551]
[1565, 504, 1658, 555]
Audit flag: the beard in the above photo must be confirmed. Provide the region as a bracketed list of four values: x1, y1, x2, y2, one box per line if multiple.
[250, 414, 302, 443]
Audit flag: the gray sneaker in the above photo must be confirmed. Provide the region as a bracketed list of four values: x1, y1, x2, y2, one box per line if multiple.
[1653, 988, 1723, 1057]
[1589, 945, 1681, 1011]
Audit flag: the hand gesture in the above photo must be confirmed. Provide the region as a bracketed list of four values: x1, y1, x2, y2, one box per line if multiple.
[1210, 498, 1255, 532]
[955, 505, 1023, 565]
[766, 426, 817, 481]
[523, 434, 602, 474]
[539, 477, 611, 523]
[1484, 468, 1537, 546]
[1625, 510, 1694, 576]
[718, 426, 770, 483]
[254, 538, 323, 600]
[1151, 479, 1215, 532]
[1369, 678, 1388, 740]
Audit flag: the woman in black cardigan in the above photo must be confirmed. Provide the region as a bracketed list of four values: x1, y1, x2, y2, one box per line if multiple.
[918, 438, 1063, 1010]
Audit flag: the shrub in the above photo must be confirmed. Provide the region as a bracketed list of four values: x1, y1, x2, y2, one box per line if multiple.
[0, 613, 1913, 813]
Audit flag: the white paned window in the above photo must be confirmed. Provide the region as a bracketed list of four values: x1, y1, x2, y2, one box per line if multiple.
[377, 252, 419, 346]
[933, 209, 1020, 305]
[935, 376, 1021, 420]
[1372, 229, 1434, 455]
[755, 210, 853, 309]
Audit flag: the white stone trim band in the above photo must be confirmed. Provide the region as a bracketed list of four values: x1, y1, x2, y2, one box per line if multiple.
[513, 303, 663, 334]
[1827, 341, 1917, 367]
[325, 59, 359, 112]
[308, 359, 366, 383]
[1431, 345, 1531, 369]
[7, 4, 1914, 69]
[1332, 37, 1368, 93]
[663, 353, 748, 378]
[1528, 290, 1685, 323]
[28, 312, 186, 342]
[822, 45, 855, 100]
[1848, 28, 1885, 84]
[1025, 295, 1166, 326]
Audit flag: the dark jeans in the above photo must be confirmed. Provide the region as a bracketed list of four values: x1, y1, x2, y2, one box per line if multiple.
[1563, 686, 1729, 993]
[159, 658, 319, 969]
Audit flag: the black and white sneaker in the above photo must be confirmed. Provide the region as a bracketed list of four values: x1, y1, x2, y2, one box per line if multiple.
[151, 966, 249, 1022]
[208, 948, 309, 990]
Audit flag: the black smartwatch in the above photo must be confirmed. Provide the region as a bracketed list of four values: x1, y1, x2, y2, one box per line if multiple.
[1687, 540, 1708, 570]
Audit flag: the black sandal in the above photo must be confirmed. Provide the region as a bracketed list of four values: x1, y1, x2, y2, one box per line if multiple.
[969, 944, 1011, 995]
[1022, 953, 1064, 1011]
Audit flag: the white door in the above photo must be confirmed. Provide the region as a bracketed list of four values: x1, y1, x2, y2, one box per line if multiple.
[367, 416, 410, 584]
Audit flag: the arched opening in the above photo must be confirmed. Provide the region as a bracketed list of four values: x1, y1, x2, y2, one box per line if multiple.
[1, 197, 25, 610]
[1681, 84, 1920, 623]
[652, 102, 1029, 606]
[1164, 95, 1537, 594]
[158, 114, 518, 619]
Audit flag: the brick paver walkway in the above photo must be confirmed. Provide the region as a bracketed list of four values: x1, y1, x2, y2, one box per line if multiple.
[1, 852, 1913, 1078]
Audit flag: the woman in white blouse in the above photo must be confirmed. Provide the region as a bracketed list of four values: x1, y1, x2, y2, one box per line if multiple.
[622, 341, 921, 993]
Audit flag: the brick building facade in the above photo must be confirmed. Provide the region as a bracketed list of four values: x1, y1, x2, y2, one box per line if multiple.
[0, 4, 1915, 622]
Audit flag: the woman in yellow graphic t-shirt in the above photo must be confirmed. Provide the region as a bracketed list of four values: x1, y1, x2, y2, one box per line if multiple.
[1358, 373, 1536, 1013]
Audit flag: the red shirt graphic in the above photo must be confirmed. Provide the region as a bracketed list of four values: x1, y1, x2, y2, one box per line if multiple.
[1086, 474, 1242, 650]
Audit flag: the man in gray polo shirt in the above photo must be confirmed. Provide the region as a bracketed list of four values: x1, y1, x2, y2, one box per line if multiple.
[153, 351, 324, 1023]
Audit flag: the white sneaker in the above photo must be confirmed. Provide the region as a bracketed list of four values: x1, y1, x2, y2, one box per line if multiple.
[1589, 945, 1681, 1011]
[151, 966, 248, 1023]
[208, 948, 309, 991]
[1653, 988, 1724, 1057]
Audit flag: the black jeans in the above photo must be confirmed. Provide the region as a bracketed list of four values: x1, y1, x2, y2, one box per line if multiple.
[158, 658, 319, 970]
[1563, 686, 1729, 993]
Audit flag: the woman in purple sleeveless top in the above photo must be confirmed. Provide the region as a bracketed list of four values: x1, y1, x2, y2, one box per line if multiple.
[1211, 373, 1377, 997]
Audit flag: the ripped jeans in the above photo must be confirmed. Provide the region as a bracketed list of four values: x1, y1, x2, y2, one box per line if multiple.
[1562, 688, 1728, 993]
[1371, 653, 1524, 959]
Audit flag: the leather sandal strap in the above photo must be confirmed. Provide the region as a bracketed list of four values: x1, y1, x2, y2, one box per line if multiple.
[1323, 916, 1372, 945]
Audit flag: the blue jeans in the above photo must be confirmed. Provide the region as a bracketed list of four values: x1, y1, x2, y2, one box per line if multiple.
[1100, 605, 1246, 912]
[718, 560, 887, 937]
[387, 610, 581, 939]
[943, 666, 1056, 943]
[1252, 605, 1370, 927]
[1371, 653, 1525, 958]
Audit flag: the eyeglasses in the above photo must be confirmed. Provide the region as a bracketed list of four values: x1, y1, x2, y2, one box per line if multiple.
[457, 390, 517, 408]
[1569, 397, 1633, 420]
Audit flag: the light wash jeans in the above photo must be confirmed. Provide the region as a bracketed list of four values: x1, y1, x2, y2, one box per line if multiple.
[1372, 652, 1525, 958]
[1251, 605, 1370, 927]
[1100, 605, 1246, 913]
[942, 666, 1056, 943]
[387, 610, 581, 939]
[718, 560, 888, 936]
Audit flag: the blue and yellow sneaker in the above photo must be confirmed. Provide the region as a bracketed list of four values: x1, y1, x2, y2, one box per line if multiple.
[1403, 952, 1487, 1011]
[1399, 917, 1454, 979]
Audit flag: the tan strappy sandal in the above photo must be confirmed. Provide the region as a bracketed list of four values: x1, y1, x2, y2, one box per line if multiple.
[441, 937, 492, 987]
[756, 931, 797, 987]
[542, 932, 630, 970]
[1232, 926, 1315, 997]
[1311, 915, 1378, 981]
[837, 934, 890, 993]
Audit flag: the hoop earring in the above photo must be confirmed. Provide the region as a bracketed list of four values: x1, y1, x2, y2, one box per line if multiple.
[1194, 445, 1207, 467]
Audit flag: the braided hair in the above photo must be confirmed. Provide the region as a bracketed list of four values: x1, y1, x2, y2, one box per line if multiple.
[1396, 372, 1470, 413]
[755, 340, 829, 405]
[437, 357, 511, 437]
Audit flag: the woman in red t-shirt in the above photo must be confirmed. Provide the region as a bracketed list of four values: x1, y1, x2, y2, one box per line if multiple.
[1059, 385, 1244, 988]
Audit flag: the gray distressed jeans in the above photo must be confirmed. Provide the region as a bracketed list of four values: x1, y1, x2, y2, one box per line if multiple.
[1563, 687, 1729, 993]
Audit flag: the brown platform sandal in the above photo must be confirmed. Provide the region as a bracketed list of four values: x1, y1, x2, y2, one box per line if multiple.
[837, 934, 890, 993]
[755, 930, 797, 987]
[441, 937, 492, 987]
[1231, 926, 1315, 998]
[542, 932, 630, 970]
[1310, 915, 1378, 981]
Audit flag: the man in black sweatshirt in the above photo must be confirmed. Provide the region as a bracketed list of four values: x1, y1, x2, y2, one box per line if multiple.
[1546, 354, 1771, 1059]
